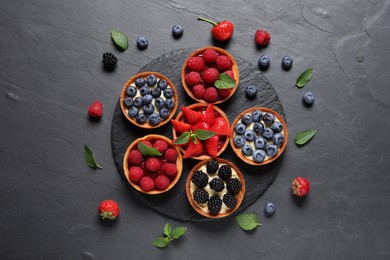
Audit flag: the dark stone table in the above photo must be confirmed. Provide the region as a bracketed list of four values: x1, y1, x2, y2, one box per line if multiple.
[1, 0, 389, 259]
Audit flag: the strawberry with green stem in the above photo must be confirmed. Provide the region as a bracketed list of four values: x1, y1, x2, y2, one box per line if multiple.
[197, 17, 234, 41]
[98, 199, 120, 220]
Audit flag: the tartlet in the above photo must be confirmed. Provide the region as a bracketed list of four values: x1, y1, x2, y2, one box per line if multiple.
[123, 134, 183, 194]
[120, 72, 178, 128]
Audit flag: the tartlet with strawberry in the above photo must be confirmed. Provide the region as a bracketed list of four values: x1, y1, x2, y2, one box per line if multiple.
[181, 46, 239, 104]
[172, 103, 232, 160]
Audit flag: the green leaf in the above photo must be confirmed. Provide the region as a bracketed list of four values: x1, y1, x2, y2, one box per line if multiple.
[295, 68, 313, 88]
[294, 129, 317, 145]
[153, 237, 170, 248]
[110, 29, 128, 50]
[137, 142, 162, 157]
[84, 145, 102, 169]
[163, 223, 172, 237]
[236, 213, 261, 231]
[214, 73, 236, 89]
[191, 134, 197, 144]
[194, 129, 215, 141]
[174, 131, 190, 145]
[171, 227, 187, 239]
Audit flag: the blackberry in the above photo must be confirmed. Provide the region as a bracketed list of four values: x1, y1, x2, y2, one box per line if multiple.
[193, 189, 209, 204]
[226, 178, 242, 195]
[207, 196, 222, 215]
[206, 160, 219, 174]
[218, 164, 232, 180]
[102, 52, 118, 70]
[191, 170, 208, 188]
[223, 193, 237, 208]
[209, 178, 225, 192]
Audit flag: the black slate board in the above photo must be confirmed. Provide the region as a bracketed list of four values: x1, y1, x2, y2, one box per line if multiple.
[111, 48, 286, 222]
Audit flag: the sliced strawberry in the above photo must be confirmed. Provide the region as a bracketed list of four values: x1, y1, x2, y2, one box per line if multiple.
[171, 119, 191, 133]
[183, 137, 203, 158]
[210, 117, 232, 136]
[204, 135, 219, 158]
[201, 103, 216, 126]
[191, 121, 210, 132]
[181, 106, 202, 125]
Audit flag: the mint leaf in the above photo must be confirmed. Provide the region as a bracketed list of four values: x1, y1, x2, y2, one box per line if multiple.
[137, 142, 162, 156]
[84, 145, 102, 169]
[236, 213, 261, 231]
[110, 29, 128, 50]
[294, 129, 317, 145]
[174, 131, 190, 145]
[295, 68, 313, 88]
[194, 129, 215, 141]
[171, 227, 187, 239]
[191, 134, 197, 144]
[153, 237, 170, 248]
[163, 223, 172, 237]
[214, 73, 236, 89]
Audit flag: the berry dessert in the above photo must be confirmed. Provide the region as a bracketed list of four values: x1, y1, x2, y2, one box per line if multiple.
[123, 134, 183, 194]
[181, 46, 240, 104]
[230, 107, 288, 165]
[172, 103, 232, 160]
[186, 158, 245, 218]
[120, 72, 178, 128]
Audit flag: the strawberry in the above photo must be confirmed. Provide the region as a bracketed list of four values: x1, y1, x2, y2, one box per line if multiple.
[197, 17, 234, 41]
[192, 121, 210, 132]
[210, 117, 232, 136]
[204, 135, 219, 158]
[98, 199, 120, 220]
[88, 100, 103, 118]
[181, 106, 202, 125]
[183, 137, 203, 158]
[171, 119, 191, 133]
[291, 177, 310, 197]
[255, 30, 271, 47]
[201, 103, 216, 125]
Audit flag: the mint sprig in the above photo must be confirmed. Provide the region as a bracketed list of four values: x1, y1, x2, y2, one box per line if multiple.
[153, 223, 187, 248]
[236, 213, 261, 231]
[214, 73, 236, 89]
[137, 142, 162, 156]
[84, 145, 102, 169]
[110, 29, 128, 50]
[295, 68, 313, 88]
[174, 129, 215, 145]
[294, 129, 317, 145]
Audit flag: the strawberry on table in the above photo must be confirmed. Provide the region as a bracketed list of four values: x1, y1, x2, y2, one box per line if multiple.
[198, 17, 234, 41]
[291, 177, 310, 197]
[98, 199, 120, 220]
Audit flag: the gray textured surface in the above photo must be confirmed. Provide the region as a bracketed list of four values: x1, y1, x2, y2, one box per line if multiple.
[1, 0, 390, 259]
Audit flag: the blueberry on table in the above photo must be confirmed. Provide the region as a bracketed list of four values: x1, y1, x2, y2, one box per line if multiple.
[154, 97, 165, 109]
[151, 87, 161, 98]
[234, 135, 246, 148]
[123, 97, 133, 108]
[148, 113, 161, 126]
[303, 91, 315, 107]
[143, 94, 153, 104]
[244, 129, 256, 141]
[135, 77, 145, 88]
[143, 103, 155, 115]
[253, 149, 266, 163]
[272, 133, 284, 146]
[172, 24, 184, 39]
[263, 127, 274, 140]
[241, 114, 253, 126]
[281, 56, 293, 70]
[234, 123, 246, 135]
[137, 36, 148, 50]
[263, 113, 275, 125]
[271, 121, 283, 133]
[245, 85, 257, 99]
[241, 144, 254, 156]
[136, 113, 147, 124]
[128, 106, 139, 118]
[159, 107, 170, 119]
[253, 122, 264, 135]
[254, 136, 267, 150]
[157, 79, 168, 90]
[251, 110, 263, 122]
[126, 86, 137, 97]
[265, 144, 278, 157]
[133, 97, 144, 108]
[264, 202, 276, 216]
[258, 55, 271, 71]
[163, 88, 174, 98]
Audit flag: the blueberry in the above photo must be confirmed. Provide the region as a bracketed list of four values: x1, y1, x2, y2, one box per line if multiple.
[273, 133, 284, 146]
[263, 127, 274, 140]
[241, 114, 253, 126]
[163, 88, 174, 98]
[133, 97, 144, 108]
[151, 87, 161, 98]
[251, 110, 263, 122]
[143, 103, 155, 115]
[172, 24, 184, 39]
[244, 129, 256, 141]
[254, 137, 267, 150]
[258, 55, 271, 71]
[126, 86, 137, 97]
[253, 122, 265, 135]
[265, 144, 278, 157]
[145, 74, 157, 86]
[234, 123, 246, 135]
[123, 97, 133, 107]
[241, 144, 253, 156]
[264, 202, 276, 216]
[164, 99, 174, 109]
[137, 36, 148, 50]
[303, 91, 315, 107]
[271, 121, 283, 133]
[263, 113, 275, 125]
[148, 113, 161, 126]
[134, 77, 145, 88]
[159, 107, 170, 119]
[136, 113, 147, 124]
[157, 79, 168, 90]
[245, 85, 257, 99]
[154, 97, 165, 109]
[281, 56, 293, 71]
[128, 106, 139, 118]
[234, 135, 246, 148]
[143, 94, 153, 104]
[253, 149, 266, 163]
[140, 86, 151, 96]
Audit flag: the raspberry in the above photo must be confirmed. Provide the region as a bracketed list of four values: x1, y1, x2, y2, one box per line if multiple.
[128, 166, 144, 182]
[193, 84, 206, 99]
[225, 70, 235, 80]
[255, 30, 271, 47]
[153, 140, 168, 153]
[216, 55, 232, 72]
[202, 68, 219, 85]
[128, 149, 142, 165]
[187, 56, 206, 72]
[88, 100, 103, 118]
[217, 88, 232, 98]
[202, 49, 218, 63]
[204, 87, 218, 102]
[141, 140, 152, 147]
[145, 157, 162, 172]
[185, 71, 202, 87]
[162, 163, 177, 176]
[164, 148, 178, 162]
[139, 176, 155, 191]
[155, 175, 171, 190]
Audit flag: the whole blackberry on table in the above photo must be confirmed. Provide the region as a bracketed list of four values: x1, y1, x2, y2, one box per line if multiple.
[191, 170, 208, 188]
[102, 52, 118, 70]
[193, 189, 209, 204]
[226, 178, 242, 195]
[207, 195, 222, 215]
[209, 178, 225, 192]
[206, 159, 219, 174]
[223, 193, 237, 208]
[218, 164, 232, 180]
